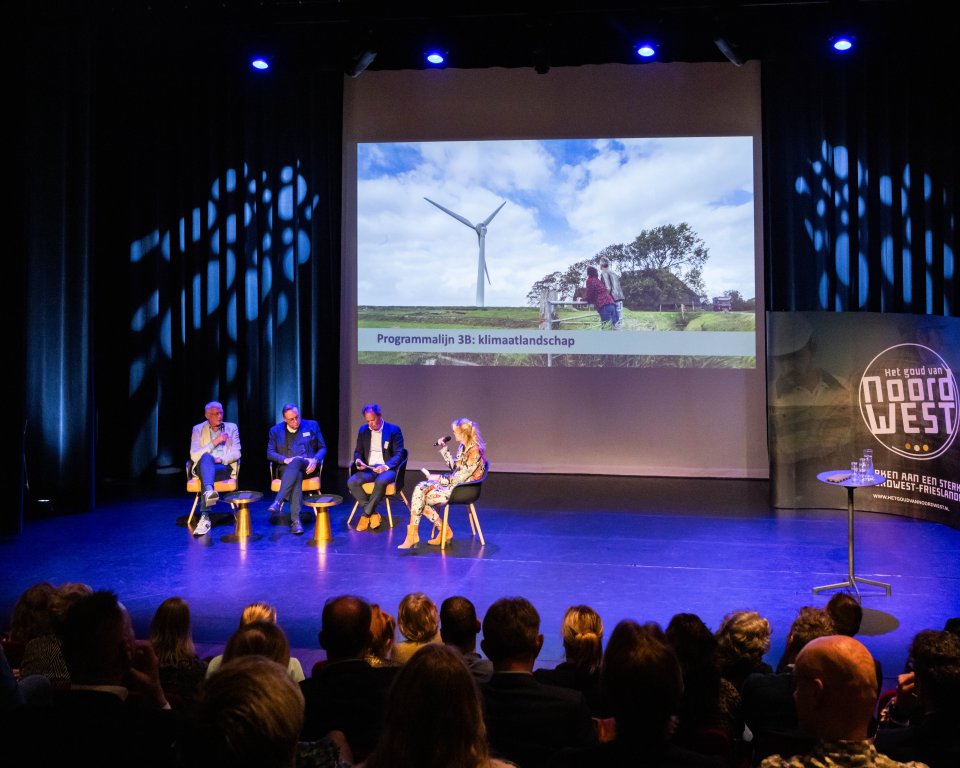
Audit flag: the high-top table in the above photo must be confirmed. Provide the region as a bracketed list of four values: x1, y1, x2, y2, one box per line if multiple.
[814, 469, 890, 599]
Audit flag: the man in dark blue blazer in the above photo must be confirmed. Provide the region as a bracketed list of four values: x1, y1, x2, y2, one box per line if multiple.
[266, 403, 326, 534]
[346, 403, 405, 531]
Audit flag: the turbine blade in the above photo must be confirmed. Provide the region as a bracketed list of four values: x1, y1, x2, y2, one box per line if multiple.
[484, 260, 492, 285]
[424, 197, 476, 229]
[482, 200, 507, 226]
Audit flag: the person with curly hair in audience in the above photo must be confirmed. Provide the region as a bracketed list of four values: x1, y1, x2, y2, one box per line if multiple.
[359, 643, 516, 768]
[17, 581, 92, 690]
[392, 592, 441, 664]
[714, 609, 773, 691]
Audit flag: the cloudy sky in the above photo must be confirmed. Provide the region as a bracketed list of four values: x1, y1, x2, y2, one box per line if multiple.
[357, 136, 755, 307]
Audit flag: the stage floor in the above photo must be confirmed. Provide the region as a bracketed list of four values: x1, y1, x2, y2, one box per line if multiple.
[3, 473, 959, 689]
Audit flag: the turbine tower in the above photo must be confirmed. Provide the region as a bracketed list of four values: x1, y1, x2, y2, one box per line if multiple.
[425, 197, 506, 307]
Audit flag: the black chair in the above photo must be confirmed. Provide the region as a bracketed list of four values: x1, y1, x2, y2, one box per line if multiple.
[347, 448, 409, 529]
[438, 459, 488, 550]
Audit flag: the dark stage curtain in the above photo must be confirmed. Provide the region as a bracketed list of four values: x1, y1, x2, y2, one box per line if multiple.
[762, 48, 958, 315]
[20, 20, 343, 518]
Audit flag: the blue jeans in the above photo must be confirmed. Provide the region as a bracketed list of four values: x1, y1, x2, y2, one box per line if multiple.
[598, 304, 617, 327]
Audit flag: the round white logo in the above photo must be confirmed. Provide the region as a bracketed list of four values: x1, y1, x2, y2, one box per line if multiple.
[859, 343, 958, 460]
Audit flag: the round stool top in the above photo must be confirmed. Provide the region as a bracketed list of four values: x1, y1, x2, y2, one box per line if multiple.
[224, 490, 264, 503]
[303, 494, 343, 508]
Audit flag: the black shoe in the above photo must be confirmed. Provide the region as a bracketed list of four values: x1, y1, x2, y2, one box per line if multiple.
[290, 517, 304, 535]
[267, 502, 282, 516]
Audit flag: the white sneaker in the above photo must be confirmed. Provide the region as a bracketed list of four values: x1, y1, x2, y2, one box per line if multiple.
[204, 489, 219, 505]
[193, 515, 212, 536]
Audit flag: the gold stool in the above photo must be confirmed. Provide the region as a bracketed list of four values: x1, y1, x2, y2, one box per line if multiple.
[303, 494, 343, 545]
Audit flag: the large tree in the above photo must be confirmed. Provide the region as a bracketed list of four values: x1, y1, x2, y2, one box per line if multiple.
[528, 222, 710, 308]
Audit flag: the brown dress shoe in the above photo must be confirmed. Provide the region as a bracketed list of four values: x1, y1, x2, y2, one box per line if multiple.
[356, 515, 370, 532]
[369, 513, 382, 530]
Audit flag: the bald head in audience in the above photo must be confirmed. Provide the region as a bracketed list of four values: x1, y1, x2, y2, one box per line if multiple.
[792, 635, 877, 742]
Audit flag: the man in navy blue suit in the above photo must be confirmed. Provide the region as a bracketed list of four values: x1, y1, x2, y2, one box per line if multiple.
[266, 403, 326, 535]
[346, 403, 405, 531]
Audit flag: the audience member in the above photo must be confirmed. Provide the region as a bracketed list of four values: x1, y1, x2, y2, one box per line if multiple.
[179, 655, 351, 768]
[816, 592, 883, 695]
[874, 629, 960, 768]
[553, 619, 723, 767]
[223, 619, 293, 667]
[360, 643, 516, 768]
[149, 595, 208, 710]
[441, 595, 493, 684]
[759, 635, 926, 768]
[533, 604, 606, 715]
[300, 595, 398, 762]
[479, 596, 597, 768]
[10, 590, 182, 768]
[365, 603, 399, 668]
[714, 609, 773, 691]
[666, 612, 744, 762]
[206, 601, 305, 682]
[1, 642, 25, 712]
[17, 581, 92, 684]
[742, 606, 836, 764]
[392, 592, 441, 664]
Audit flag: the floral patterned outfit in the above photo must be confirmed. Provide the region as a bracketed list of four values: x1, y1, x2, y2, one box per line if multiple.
[408, 442, 485, 527]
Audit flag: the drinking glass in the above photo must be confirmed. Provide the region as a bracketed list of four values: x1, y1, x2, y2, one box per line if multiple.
[851, 460, 860, 482]
[858, 457, 870, 481]
[863, 448, 874, 477]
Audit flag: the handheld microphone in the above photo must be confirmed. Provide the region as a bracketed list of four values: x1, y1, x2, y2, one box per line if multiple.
[433, 436, 452, 447]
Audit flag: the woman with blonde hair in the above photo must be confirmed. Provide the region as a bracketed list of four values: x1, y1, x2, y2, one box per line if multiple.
[359, 643, 514, 768]
[392, 592, 441, 665]
[398, 417, 487, 550]
[535, 605, 606, 714]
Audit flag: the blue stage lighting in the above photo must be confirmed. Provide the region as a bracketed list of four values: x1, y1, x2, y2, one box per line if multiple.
[251, 57, 270, 71]
[635, 42, 657, 59]
[831, 35, 854, 52]
[426, 50, 446, 65]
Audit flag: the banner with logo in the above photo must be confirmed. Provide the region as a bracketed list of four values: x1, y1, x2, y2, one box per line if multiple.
[767, 311, 959, 528]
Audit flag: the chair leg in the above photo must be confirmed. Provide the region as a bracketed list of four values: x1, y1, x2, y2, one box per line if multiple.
[441, 505, 450, 550]
[347, 500, 359, 526]
[385, 497, 394, 528]
[187, 493, 200, 528]
[470, 503, 485, 546]
[398, 490, 410, 510]
[468, 507, 477, 535]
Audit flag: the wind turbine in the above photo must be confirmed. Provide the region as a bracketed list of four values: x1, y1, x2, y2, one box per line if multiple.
[424, 197, 507, 307]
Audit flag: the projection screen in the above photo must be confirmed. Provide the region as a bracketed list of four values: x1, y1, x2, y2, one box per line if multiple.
[341, 62, 768, 478]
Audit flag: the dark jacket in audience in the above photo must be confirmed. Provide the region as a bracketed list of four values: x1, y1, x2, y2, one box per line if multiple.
[481, 671, 597, 768]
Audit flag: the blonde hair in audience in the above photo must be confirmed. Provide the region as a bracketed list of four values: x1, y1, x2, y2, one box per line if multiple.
[240, 601, 278, 626]
[369, 603, 396, 661]
[561, 604, 604, 676]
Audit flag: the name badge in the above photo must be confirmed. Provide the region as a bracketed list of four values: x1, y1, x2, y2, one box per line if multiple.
[303, 431, 312, 437]
[384, 441, 390, 449]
